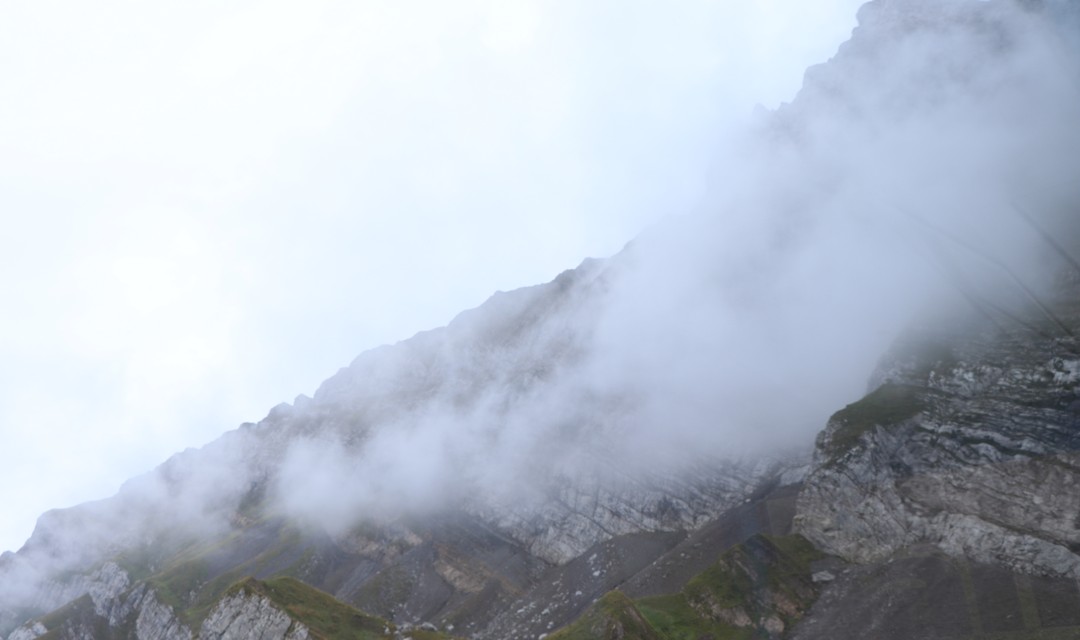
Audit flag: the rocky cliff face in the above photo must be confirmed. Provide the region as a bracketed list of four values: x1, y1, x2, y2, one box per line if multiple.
[199, 591, 308, 640]
[797, 289, 1080, 577]
[4, 577, 192, 640]
[3, 574, 409, 640]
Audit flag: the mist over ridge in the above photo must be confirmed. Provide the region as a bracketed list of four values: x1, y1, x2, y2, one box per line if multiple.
[270, 0, 1080, 533]
[2, 0, 1080, 630]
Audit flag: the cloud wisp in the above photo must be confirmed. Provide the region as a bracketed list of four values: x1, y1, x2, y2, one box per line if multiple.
[269, 0, 1080, 535]
[3, 0, 1079, 620]
[0, 0, 861, 555]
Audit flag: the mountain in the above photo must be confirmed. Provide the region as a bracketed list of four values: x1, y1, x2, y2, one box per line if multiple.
[3, 0, 1080, 638]
[0, 256, 803, 640]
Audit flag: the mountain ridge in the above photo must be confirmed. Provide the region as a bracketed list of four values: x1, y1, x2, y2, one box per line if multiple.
[3, 0, 1080, 638]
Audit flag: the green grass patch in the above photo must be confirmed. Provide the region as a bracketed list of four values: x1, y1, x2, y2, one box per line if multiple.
[223, 576, 461, 640]
[681, 534, 824, 635]
[33, 595, 110, 640]
[36, 595, 93, 631]
[236, 577, 393, 640]
[763, 534, 823, 578]
[636, 594, 752, 640]
[684, 554, 755, 612]
[354, 564, 415, 616]
[548, 590, 663, 640]
[138, 519, 317, 629]
[147, 557, 209, 616]
[549, 535, 824, 640]
[824, 383, 926, 460]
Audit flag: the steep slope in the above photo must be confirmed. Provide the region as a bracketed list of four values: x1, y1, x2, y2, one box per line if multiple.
[3, 574, 458, 640]
[783, 288, 1080, 640]
[3, 0, 1080, 638]
[791, 545, 1080, 640]
[547, 591, 663, 640]
[0, 481, 802, 640]
[797, 285, 1080, 577]
[790, 290, 1080, 637]
[0, 257, 801, 639]
[548, 533, 825, 640]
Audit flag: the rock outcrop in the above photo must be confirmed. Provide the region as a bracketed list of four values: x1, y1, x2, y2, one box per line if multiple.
[199, 592, 307, 640]
[797, 294, 1080, 577]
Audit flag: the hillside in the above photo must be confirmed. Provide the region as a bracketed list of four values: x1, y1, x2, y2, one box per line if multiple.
[3, 0, 1080, 638]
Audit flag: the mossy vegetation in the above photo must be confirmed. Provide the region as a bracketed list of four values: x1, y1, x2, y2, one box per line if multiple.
[17, 517, 390, 637]
[549, 535, 824, 640]
[148, 557, 209, 615]
[234, 577, 392, 639]
[635, 594, 754, 640]
[354, 564, 415, 616]
[683, 535, 822, 636]
[228, 576, 459, 640]
[763, 535, 823, 585]
[35, 595, 93, 638]
[684, 555, 755, 611]
[548, 590, 664, 640]
[824, 383, 926, 461]
[26, 595, 116, 640]
[134, 519, 316, 629]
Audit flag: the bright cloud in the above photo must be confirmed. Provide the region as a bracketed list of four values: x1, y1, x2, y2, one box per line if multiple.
[0, 0, 862, 553]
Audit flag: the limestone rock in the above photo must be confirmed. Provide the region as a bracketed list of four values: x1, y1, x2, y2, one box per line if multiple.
[6, 622, 46, 640]
[798, 314, 1080, 577]
[199, 592, 309, 640]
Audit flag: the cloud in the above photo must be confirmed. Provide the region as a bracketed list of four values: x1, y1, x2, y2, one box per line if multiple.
[4, 0, 1079, 622]
[0, 0, 863, 554]
[268, 0, 1080, 535]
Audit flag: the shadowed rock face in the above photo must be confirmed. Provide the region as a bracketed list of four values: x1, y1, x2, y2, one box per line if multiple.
[792, 545, 1080, 640]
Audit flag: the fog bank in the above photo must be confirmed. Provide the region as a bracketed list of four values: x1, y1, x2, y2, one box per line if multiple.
[273, 0, 1080, 533]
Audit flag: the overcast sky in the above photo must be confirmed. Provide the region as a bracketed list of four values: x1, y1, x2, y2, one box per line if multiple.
[0, 0, 862, 553]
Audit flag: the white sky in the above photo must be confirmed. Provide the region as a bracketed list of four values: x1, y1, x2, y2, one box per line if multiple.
[0, 0, 861, 553]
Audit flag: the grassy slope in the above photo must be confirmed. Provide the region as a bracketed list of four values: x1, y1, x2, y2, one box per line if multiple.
[24, 575, 458, 640]
[821, 383, 926, 462]
[547, 590, 664, 640]
[119, 518, 316, 629]
[550, 534, 823, 640]
[232, 576, 392, 640]
[19, 512, 457, 640]
[233, 576, 460, 640]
